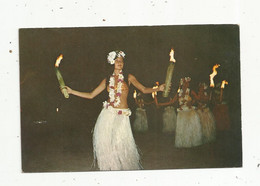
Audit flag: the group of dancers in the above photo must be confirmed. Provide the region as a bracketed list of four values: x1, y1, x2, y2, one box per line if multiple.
[61, 50, 229, 171]
[133, 77, 218, 148]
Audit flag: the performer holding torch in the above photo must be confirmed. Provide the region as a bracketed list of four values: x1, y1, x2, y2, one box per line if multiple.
[212, 80, 230, 131]
[61, 50, 165, 171]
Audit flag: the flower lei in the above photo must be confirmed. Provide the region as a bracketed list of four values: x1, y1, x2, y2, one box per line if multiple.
[107, 51, 126, 65]
[104, 70, 124, 108]
[178, 88, 190, 105]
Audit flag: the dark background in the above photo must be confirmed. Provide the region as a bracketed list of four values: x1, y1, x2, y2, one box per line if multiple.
[19, 25, 241, 172]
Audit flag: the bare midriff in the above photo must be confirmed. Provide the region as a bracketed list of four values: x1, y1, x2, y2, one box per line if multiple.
[107, 80, 129, 109]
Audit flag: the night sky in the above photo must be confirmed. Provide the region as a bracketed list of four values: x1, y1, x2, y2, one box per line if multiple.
[19, 25, 241, 171]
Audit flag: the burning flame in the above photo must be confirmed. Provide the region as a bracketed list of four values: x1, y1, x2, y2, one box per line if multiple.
[55, 54, 63, 67]
[152, 82, 159, 98]
[133, 90, 137, 99]
[209, 64, 220, 87]
[221, 80, 228, 89]
[169, 48, 176, 63]
[177, 87, 180, 93]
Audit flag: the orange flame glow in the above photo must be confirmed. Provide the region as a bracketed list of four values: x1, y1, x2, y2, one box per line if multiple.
[169, 48, 176, 63]
[221, 80, 228, 89]
[209, 64, 220, 87]
[133, 90, 137, 99]
[152, 82, 159, 98]
[55, 54, 63, 67]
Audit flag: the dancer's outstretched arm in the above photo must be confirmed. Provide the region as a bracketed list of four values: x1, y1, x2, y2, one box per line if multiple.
[157, 94, 178, 107]
[128, 74, 165, 94]
[62, 79, 106, 99]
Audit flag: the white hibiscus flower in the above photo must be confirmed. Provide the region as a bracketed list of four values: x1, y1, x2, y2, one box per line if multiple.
[107, 51, 117, 64]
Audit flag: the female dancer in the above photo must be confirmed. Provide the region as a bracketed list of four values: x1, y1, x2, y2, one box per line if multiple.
[157, 77, 203, 148]
[154, 93, 177, 133]
[193, 82, 216, 143]
[63, 50, 165, 170]
[133, 92, 149, 132]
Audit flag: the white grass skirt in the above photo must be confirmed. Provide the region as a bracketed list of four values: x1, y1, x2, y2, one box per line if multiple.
[93, 107, 142, 170]
[162, 106, 177, 133]
[197, 108, 216, 143]
[175, 109, 203, 148]
[133, 108, 148, 132]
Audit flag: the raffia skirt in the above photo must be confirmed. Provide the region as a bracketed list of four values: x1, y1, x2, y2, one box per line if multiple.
[175, 108, 203, 148]
[162, 106, 177, 133]
[197, 107, 216, 143]
[93, 107, 142, 171]
[133, 108, 148, 132]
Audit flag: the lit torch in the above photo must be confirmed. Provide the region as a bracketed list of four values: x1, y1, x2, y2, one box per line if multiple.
[55, 54, 69, 98]
[209, 64, 220, 100]
[220, 80, 228, 103]
[163, 48, 176, 97]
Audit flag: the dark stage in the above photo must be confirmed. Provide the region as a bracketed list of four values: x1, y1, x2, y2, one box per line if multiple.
[21, 119, 242, 172]
[19, 25, 242, 172]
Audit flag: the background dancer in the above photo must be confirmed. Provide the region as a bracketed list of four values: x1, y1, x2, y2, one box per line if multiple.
[192, 82, 216, 144]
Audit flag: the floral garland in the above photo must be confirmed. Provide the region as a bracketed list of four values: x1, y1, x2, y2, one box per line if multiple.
[103, 70, 124, 108]
[178, 77, 192, 105]
[178, 88, 190, 105]
[107, 51, 126, 64]
[177, 88, 196, 111]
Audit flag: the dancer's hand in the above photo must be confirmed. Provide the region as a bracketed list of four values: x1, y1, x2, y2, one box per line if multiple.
[60, 86, 73, 94]
[158, 84, 166, 91]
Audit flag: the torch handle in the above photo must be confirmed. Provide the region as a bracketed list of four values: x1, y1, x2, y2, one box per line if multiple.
[220, 88, 223, 103]
[163, 63, 175, 97]
[55, 68, 69, 98]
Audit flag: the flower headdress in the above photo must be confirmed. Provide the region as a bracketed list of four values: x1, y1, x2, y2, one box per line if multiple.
[107, 50, 126, 65]
[179, 77, 191, 86]
[199, 82, 208, 90]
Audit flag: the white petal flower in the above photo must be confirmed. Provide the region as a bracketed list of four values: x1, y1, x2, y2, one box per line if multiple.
[107, 51, 117, 64]
[118, 74, 124, 79]
[109, 51, 116, 59]
[119, 51, 126, 58]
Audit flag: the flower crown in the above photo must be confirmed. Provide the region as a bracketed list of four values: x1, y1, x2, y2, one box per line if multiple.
[199, 82, 208, 90]
[107, 50, 126, 65]
[179, 77, 191, 86]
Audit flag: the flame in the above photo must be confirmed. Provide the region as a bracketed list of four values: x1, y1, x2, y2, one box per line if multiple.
[209, 64, 220, 87]
[152, 82, 159, 98]
[133, 90, 137, 99]
[169, 48, 176, 63]
[221, 80, 228, 89]
[177, 88, 180, 93]
[55, 54, 63, 67]
[152, 91, 156, 99]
